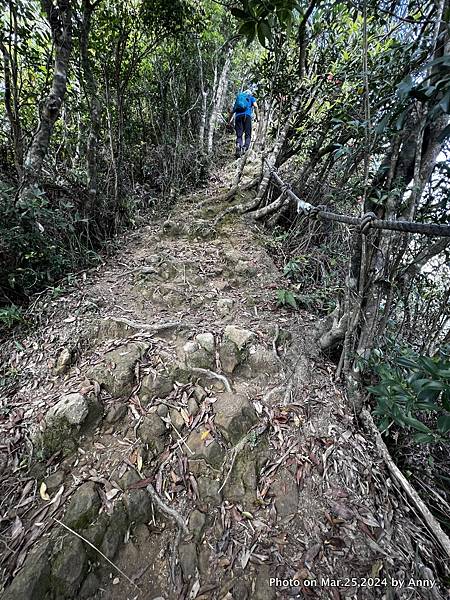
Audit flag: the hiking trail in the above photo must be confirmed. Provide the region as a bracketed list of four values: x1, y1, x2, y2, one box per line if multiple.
[0, 153, 447, 600]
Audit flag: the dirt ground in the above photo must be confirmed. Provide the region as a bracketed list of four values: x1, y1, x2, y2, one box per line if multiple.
[0, 152, 448, 600]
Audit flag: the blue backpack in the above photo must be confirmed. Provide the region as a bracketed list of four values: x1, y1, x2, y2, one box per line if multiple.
[234, 92, 249, 113]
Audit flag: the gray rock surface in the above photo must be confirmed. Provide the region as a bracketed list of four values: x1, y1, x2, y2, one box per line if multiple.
[96, 318, 139, 341]
[223, 450, 257, 504]
[186, 427, 224, 469]
[44, 470, 65, 494]
[86, 342, 147, 398]
[189, 509, 207, 541]
[170, 408, 185, 432]
[139, 411, 167, 453]
[51, 536, 87, 598]
[183, 340, 214, 370]
[53, 347, 73, 375]
[272, 468, 299, 518]
[187, 396, 199, 416]
[105, 402, 128, 424]
[218, 339, 241, 374]
[224, 325, 256, 350]
[101, 502, 128, 558]
[64, 481, 101, 530]
[245, 345, 279, 376]
[1, 540, 51, 600]
[79, 571, 101, 599]
[196, 332, 215, 354]
[139, 371, 174, 402]
[216, 298, 234, 316]
[213, 393, 257, 445]
[46, 392, 98, 428]
[179, 542, 198, 582]
[197, 476, 222, 506]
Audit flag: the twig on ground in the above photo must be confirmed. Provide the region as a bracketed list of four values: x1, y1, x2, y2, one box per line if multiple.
[146, 483, 189, 535]
[54, 518, 140, 591]
[190, 367, 233, 393]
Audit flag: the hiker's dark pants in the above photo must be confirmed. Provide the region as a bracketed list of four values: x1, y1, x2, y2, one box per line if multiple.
[235, 115, 252, 150]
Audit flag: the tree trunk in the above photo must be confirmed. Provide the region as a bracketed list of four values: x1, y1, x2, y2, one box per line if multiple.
[22, 0, 72, 189]
[250, 93, 302, 210]
[1, 2, 24, 178]
[207, 45, 233, 154]
[80, 0, 102, 202]
[197, 40, 208, 150]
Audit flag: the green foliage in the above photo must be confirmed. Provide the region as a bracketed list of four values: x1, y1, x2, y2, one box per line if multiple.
[276, 288, 298, 309]
[0, 185, 100, 305]
[283, 257, 304, 279]
[0, 305, 25, 328]
[369, 347, 450, 443]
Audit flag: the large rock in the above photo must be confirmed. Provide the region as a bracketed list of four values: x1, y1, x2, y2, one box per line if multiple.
[86, 342, 148, 398]
[79, 572, 101, 599]
[101, 502, 128, 557]
[53, 347, 73, 375]
[196, 332, 215, 354]
[40, 392, 102, 458]
[1, 540, 51, 600]
[197, 476, 222, 506]
[189, 509, 207, 542]
[96, 318, 139, 341]
[219, 326, 256, 374]
[183, 334, 215, 370]
[46, 392, 99, 427]
[219, 339, 241, 374]
[139, 371, 174, 403]
[224, 326, 256, 350]
[138, 411, 167, 454]
[243, 345, 279, 378]
[170, 408, 185, 432]
[51, 535, 87, 598]
[213, 393, 258, 445]
[186, 427, 224, 469]
[223, 450, 257, 505]
[121, 471, 152, 526]
[179, 542, 198, 582]
[64, 481, 101, 530]
[80, 514, 109, 561]
[216, 298, 234, 317]
[252, 566, 277, 600]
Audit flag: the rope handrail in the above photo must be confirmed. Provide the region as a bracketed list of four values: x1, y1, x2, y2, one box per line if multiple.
[267, 165, 450, 237]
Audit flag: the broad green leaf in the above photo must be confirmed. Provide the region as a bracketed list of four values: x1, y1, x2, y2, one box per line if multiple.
[437, 415, 450, 434]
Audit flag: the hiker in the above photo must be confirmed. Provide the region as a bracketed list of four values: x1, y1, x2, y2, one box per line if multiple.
[229, 86, 259, 158]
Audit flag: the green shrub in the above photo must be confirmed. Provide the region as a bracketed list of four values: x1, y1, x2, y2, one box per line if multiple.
[0, 305, 25, 328]
[369, 347, 450, 443]
[0, 183, 100, 306]
[276, 288, 298, 309]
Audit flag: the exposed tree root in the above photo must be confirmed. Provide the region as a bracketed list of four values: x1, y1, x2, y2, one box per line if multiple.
[190, 367, 233, 393]
[317, 302, 348, 350]
[102, 316, 188, 333]
[250, 189, 288, 220]
[360, 409, 450, 559]
[146, 483, 189, 535]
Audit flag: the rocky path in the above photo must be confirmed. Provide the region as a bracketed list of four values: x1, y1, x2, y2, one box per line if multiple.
[0, 155, 447, 600]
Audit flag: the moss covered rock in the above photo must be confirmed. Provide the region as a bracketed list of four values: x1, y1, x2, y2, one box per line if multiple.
[63, 481, 101, 530]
